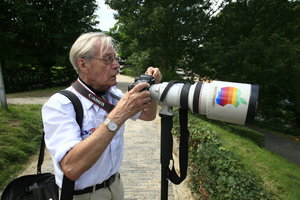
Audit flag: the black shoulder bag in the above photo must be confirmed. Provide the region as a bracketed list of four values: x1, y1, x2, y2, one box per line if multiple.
[1, 90, 83, 200]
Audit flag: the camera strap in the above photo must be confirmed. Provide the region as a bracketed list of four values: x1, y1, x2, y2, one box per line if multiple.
[159, 81, 189, 185]
[71, 79, 115, 112]
[159, 80, 180, 101]
[168, 108, 189, 184]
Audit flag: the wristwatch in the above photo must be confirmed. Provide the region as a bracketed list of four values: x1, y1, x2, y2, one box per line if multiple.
[104, 118, 119, 133]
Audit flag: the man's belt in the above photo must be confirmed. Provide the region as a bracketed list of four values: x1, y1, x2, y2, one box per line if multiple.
[73, 173, 117, 195]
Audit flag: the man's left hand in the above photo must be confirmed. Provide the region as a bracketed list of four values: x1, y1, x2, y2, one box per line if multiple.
[145, 67, 162, 84]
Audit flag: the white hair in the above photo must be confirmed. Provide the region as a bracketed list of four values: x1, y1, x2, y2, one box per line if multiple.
[69, 32, 117, 74]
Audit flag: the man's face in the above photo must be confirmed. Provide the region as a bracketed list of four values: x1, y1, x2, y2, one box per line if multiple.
[81, 47, 120, 91]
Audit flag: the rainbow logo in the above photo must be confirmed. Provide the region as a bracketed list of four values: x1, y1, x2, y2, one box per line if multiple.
[216, 87, 247, 108]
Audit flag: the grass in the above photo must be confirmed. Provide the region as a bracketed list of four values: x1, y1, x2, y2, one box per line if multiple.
[193, 115, 300, 200]
[0, 104, 43, 191]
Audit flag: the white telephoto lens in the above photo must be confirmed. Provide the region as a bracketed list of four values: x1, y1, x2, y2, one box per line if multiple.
[150, 80, 259, 125]
[202, 81, 257, 125]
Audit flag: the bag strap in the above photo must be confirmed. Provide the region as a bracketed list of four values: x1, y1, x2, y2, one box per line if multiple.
[37, 132, 46, 174]
[38, 89, 84, 200]
[58, 90, 83, 200]
[58, 90, 84, 130]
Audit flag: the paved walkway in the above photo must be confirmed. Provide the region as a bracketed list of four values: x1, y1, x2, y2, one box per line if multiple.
[9, 75, 185, 199]
[120, 114, 174, 199]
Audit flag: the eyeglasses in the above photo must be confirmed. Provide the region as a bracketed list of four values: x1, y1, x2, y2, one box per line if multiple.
[84, 56, 121, 65]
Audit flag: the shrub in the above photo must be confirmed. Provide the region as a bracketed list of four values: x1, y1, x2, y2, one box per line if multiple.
[172, 111, 275, 200]
[4, 64, 76, 93]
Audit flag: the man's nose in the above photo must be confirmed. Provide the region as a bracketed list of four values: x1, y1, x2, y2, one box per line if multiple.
[112, 60, 120, 69]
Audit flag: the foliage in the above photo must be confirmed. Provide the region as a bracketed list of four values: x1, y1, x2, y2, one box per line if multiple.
[0, 0, 100, 91]
[107, 0, 300, 133]
[127, 50, 152, 75]
[0, 104, 43, 191]
[4, 65, 76, 93]
[195, 0, 300, 128]
[106, 0, 213, 81]
[172, 111, 276, 200]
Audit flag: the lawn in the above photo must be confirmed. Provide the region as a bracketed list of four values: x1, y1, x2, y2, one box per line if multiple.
[0, 104, 43, 191]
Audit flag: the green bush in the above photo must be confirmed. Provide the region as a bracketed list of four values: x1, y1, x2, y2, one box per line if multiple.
[126, 50, 152, 76]
[172, 111, 275, 200]
[3, 65, 76, 93]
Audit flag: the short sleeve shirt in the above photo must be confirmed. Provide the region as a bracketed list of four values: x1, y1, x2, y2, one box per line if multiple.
[42, 79, 140, 190]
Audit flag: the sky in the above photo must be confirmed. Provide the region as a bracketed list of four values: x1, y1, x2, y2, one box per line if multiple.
[95, 0, 117, 31]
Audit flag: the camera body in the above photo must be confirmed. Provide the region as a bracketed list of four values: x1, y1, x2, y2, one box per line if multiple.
[128, 74, 156, 91]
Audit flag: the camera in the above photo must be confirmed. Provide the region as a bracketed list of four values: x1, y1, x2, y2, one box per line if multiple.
[129, 74, 259, 125]
[128, 74, 156, 91]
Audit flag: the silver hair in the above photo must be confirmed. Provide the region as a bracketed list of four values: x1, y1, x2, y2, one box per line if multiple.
[69, 32, 117, 74]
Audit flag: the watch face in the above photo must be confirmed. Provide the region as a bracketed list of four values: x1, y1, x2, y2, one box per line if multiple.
[105, 118, 118, 132]
[108, 122, 118, 131]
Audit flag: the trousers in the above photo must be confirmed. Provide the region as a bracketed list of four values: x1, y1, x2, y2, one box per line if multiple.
[60, 173, 124, 200]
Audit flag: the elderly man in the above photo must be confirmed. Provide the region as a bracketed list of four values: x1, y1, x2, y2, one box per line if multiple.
[42, 32, 162, 199]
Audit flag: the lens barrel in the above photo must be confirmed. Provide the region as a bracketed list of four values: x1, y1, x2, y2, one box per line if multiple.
[149, 80, 259, 125]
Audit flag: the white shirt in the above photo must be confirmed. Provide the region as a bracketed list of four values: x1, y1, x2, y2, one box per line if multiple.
[42, 79, 140, 190]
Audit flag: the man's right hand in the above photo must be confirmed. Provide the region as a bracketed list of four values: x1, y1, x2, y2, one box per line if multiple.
[107, 82, 152, 125]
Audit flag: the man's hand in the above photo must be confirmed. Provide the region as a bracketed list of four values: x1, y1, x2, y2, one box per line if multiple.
[110, 66, 162, 124]
[108, 82, 152, 125]
[145, 66, 162, 84]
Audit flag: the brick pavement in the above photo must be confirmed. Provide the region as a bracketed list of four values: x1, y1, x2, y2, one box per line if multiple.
[118, 74, 175, 199]
[120, 114, 175, 200]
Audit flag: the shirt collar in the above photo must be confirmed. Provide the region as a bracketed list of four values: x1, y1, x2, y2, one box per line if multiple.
[78, 77, 106, 96]
[75, 78, 111, 112]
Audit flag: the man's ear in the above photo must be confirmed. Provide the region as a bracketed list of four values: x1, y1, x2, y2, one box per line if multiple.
[77, 57, 89, 73]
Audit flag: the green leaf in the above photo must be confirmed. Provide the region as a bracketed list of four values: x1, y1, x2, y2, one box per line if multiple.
[239, 97, 247, 105]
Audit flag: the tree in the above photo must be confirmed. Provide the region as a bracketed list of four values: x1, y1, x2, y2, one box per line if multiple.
[0, 60, 8, 110]
[196, 0, 300, 128]
[106, 0, 213, 81]
[105, 0, 300, 129]
[0, 0, 100, 92]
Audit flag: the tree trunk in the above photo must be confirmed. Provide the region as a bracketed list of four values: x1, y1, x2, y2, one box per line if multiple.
[0, 60, 8, 110]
